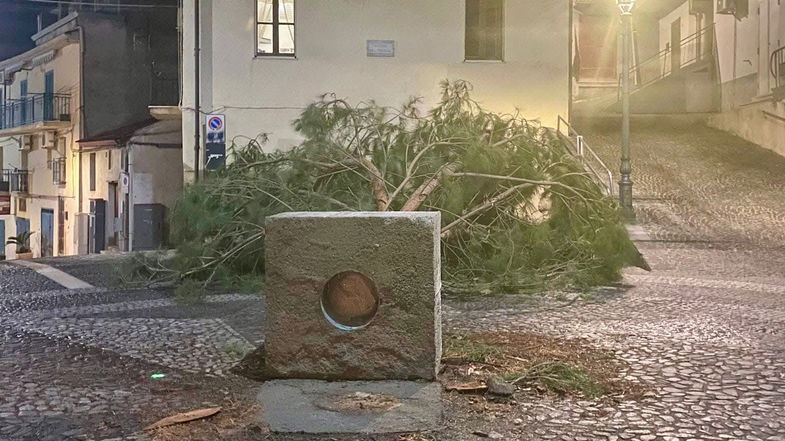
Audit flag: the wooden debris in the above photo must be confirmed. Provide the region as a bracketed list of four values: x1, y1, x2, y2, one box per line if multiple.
[444, 381, 488, 393]
[144, 407, 222, 431]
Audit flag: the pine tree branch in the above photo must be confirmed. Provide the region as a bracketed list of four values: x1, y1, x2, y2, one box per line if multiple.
[401, 162, 461, 211]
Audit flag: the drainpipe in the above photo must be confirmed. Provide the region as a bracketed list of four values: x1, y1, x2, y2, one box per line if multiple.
[77, 23, 86, 254]
[128, 146, 134, 252]
[193, 0, 201, 182]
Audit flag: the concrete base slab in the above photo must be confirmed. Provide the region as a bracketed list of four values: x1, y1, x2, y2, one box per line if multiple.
[257, 380, 442, 433]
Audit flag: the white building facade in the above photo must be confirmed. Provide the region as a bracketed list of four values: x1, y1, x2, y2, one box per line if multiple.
[181, 0, 572, 179]
[654, 0, 785, 156]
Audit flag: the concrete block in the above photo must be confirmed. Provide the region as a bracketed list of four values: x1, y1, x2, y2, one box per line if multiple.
[257, 380, 442, 433]
[264, 212, 441, 380]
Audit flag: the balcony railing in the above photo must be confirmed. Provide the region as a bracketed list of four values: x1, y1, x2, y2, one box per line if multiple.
[0, 169, 10, 193]
[0, 93, 71, 131]
[620, 25, 716, 100]
[52, 158, 67, 185]
[7, 170, 31, 193]
[771, 46, 785, 89]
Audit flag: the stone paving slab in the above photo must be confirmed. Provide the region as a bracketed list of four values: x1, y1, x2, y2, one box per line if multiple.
[11, 260, 94, 289]
[257, 380, 442, 433]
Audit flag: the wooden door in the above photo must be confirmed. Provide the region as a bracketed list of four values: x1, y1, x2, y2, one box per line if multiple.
[671, 19, 682, 74]
[41, 209, 54, 257]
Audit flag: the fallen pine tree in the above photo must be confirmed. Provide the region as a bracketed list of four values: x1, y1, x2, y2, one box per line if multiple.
[131, 81, 647, 298]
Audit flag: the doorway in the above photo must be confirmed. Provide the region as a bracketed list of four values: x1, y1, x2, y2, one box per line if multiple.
[107, 182, 119, 247]
[41, 209, 54, 257]
[44, 71, 54, 120]
[58, 197, 65, 255]
[671, 18, 682, 74]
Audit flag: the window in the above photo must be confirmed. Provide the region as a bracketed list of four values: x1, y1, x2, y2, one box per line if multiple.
[107, 151, 112, 170]
[89, 152, 96, 191]
[53, 158, 66, 185]
[465, 0, 504, 61]
[257, 0, 295, 56]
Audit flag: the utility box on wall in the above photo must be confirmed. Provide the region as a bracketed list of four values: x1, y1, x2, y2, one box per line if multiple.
[133, 203, 166, 251]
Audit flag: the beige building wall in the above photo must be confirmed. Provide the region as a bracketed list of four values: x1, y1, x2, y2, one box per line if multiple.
[0, 41, 82, 258]
[181, 0, 571, 178]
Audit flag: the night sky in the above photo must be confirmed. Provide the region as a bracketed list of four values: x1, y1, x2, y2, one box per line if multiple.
[0, 0, 56, 60]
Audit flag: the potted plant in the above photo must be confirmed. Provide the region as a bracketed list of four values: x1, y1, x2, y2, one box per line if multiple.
[7, 232, 34, 260]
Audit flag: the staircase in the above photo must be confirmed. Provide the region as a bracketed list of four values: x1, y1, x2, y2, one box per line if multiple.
[556, 116, 614, 197]
[609, 25, 720, 114]
[771, 46, 785, 101]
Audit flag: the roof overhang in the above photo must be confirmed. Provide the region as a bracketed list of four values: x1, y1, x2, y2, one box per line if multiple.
[149, 106, 183, 121]
[0, 121, 72, 137]
[77, 118, 159, 148]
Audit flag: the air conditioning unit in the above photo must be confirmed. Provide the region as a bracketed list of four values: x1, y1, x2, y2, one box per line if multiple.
[690, 0, 713, 14]
[717, 0, 736, 14]
[717, 0, 749, 17]
[43, 130, 56, 149]
[18, 135, 33, 151]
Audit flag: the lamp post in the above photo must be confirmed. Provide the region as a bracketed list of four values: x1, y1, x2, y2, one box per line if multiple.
[617, 0, 635, 219]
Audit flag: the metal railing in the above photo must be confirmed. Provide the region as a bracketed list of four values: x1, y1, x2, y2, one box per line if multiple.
[0, 93, 71, 130]
[7, 170, 31, 193]
[556, 116, 614, 197]
[770, 46, 785, 89]
[52, 158, 67, 185]
[619, 25, 716, 100]
[0, 169, 10, 192]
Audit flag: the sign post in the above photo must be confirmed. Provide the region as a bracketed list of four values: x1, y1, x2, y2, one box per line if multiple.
[205, 114, 226, 171]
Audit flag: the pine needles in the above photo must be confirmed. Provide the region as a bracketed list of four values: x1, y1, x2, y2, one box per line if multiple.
[138, 80, 644, 297]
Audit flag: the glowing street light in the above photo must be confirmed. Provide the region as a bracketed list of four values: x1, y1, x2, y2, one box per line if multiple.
[617, 0, 636, 15]
[617, 0, 636, 219]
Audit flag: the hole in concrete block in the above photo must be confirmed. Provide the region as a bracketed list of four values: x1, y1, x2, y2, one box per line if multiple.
[321, 271, 379, 330]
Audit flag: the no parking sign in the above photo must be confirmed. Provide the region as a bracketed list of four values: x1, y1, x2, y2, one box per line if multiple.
[205, 114, 226, 170]
[206, 114, 225, 142]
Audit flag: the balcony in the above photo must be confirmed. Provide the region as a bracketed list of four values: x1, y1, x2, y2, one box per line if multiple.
[2, 170, 31, 194]
[0, 93, 72, 134]
[0, 170, 10, 193]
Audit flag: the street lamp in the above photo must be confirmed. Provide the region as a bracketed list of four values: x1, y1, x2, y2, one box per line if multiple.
[617, 0, 635, 219]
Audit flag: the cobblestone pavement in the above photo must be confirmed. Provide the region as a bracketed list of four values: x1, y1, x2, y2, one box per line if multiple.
[0, 263, 264, 441]
[440, 121, 785, 440]
[1, 120, 784, 440]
